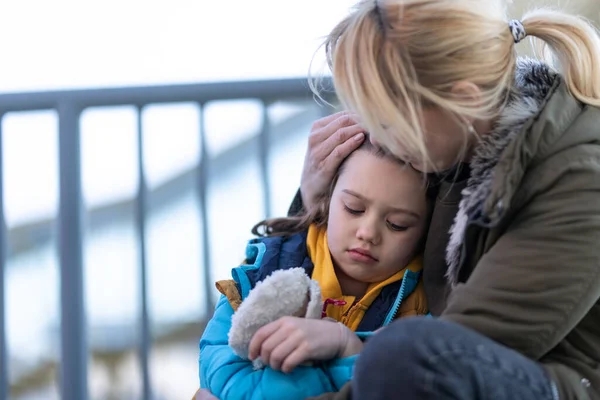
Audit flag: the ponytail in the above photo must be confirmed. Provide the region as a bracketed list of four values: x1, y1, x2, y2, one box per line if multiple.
[523, 8, 600, 107]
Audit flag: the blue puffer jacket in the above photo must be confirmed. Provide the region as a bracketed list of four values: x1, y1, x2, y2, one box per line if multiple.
[199, 231, 421, 400]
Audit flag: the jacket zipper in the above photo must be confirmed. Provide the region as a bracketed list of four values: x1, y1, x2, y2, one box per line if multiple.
[340, 299, 359, 325]
[382, 278, 408, 326]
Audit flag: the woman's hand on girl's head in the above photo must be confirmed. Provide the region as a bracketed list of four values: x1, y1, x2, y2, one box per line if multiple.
[248, 316, 363, 374]
[301, 112, 365, 209]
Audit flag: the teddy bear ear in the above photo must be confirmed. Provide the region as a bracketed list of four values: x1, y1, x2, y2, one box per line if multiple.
[304, 279, 323, 319]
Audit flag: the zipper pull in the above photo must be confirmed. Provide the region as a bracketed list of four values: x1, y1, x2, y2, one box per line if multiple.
[321, 298, 347, 318]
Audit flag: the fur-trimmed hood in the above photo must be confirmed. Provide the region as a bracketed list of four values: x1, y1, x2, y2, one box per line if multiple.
[445, 58, 560, 286]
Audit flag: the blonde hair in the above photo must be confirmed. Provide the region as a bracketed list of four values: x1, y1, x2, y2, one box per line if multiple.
[320, 0, 600, 167]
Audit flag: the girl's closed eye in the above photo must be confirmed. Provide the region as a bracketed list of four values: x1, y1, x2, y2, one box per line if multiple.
[387, 221, 409, 232]
[344, 204, 364, 215]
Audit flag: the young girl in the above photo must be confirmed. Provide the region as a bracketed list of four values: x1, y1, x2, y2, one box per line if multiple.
[198, 139, 431, 400]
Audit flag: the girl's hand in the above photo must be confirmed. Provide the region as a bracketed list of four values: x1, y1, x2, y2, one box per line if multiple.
[248, 316, 363, 373]
[300, 112, 365, 209]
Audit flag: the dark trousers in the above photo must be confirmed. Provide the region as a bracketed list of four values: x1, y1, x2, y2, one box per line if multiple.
[352, 318, 559, 400]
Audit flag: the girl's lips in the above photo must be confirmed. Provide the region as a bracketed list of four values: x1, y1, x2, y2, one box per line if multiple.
[348, 249, 378, 264]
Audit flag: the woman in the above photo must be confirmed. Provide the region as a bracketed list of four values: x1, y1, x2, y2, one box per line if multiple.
[296, 0, 600, 399]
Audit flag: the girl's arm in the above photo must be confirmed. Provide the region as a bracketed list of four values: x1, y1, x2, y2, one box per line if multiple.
[199, 296, 357, 400]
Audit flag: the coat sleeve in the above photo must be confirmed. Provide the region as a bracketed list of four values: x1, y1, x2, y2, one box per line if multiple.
[199, 295, 357, 400]
[441, 158, 600, 359]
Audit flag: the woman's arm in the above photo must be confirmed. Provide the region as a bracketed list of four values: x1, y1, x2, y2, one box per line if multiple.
[441, 160, 600, 359]
[200, 296, 356, 400]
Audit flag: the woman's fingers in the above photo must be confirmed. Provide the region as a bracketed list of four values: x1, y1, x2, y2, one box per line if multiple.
[312, 123, 365, 166]
[317, 130, 365, 172]
[310, 112, 361, 153]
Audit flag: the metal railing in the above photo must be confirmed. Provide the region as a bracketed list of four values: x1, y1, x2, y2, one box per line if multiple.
[0, 77, 334, 400]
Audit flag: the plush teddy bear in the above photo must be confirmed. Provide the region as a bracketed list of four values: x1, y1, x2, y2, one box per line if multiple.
[228, 268, 324, 369]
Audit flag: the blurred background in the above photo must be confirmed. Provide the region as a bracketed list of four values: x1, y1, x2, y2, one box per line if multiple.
[0, 1, 598, 399]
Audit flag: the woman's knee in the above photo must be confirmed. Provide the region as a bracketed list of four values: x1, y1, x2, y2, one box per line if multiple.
[364, 317, 453, 353]
[357, 317, 495, 370]
[353, 318, 556, 400]
[352, 317, 449, 398]
[355, 318, 445, 377]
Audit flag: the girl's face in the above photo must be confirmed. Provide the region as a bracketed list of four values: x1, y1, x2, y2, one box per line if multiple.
[326, 150, 428, 285]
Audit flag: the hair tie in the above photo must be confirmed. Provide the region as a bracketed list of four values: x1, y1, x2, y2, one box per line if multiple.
[508, 19, 527, 43]
[373, 0, 391, 30]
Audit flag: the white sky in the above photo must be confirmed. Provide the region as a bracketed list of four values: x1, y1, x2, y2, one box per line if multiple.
[0, 0, 356, 92]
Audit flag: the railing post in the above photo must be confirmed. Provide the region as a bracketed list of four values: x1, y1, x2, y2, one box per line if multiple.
[198, 104, 214, 316]
[259, 102, 272, 219]
[0, 113, 8, 400]
[58, 102, 88, 400]
[135, 106, 152, 400]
